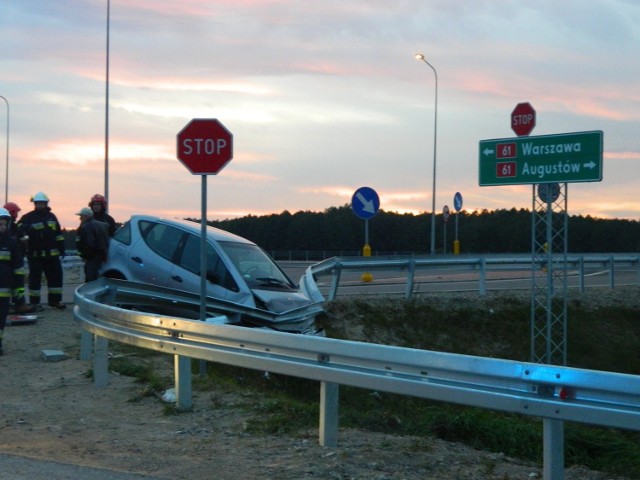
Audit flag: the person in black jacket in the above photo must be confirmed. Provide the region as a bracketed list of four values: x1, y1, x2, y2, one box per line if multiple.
[88, 194, 117, 236]
[0, 207, 25, 355]
[16, 192, 66, 310]
[3, 201, 33, 314]
[75, 207, 109, 282]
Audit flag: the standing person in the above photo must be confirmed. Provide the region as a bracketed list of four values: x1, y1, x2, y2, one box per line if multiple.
[75, 207, 109, 282]
[3, 202, 33, 314]
[88, 194, 117, 236]
[0, 207, 25, 355]
[16, 192, 66, 310]
[3, 202, 21, 236]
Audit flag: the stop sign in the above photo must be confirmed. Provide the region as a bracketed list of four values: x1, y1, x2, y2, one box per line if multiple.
[177, 118, 233, 175]
[511, 102, 536, 136]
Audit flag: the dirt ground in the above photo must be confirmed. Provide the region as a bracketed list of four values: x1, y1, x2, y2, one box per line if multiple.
[0, 289, 637, 480]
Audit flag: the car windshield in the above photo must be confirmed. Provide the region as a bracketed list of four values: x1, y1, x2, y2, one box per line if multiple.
[218, 241, 294, 289]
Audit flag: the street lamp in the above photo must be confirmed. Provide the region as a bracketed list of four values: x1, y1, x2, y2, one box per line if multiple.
[414, 53, 438, 255]
[0, 95, 8, 205]
[104, 0, 110, 208]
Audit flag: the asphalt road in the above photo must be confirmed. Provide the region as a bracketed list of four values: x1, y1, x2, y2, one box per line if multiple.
[62, 261, 639, 303]
[0, 453, 164, 480]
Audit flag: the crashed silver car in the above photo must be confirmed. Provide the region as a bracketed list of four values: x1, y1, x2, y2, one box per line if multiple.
[100, 215, 323, 334]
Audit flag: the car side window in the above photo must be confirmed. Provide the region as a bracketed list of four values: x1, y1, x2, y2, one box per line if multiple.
[179, 234, 239, 292]
[142, 223, 184, 262]
[112, 221, 131, 245]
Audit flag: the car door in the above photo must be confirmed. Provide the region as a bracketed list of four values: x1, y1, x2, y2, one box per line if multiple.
[131, 221, 186, 288]
[169, 232, 251, 305]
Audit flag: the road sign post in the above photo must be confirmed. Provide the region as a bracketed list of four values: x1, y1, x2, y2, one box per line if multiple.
[442, 205, 450, 254]
[351, 187, 380, 283]
[176, 118, 234, 341]
[453, 192, 463, 255]
[478, 130, 603, 186]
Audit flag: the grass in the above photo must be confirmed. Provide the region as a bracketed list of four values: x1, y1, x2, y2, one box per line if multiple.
[106, 293, 640, 478]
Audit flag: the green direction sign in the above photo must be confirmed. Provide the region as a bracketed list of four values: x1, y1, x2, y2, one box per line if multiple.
[478, 130, 603, 186]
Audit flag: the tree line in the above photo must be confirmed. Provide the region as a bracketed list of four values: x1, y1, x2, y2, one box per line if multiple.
[60, 206, 639, 255]
[202, 206, 640, 255]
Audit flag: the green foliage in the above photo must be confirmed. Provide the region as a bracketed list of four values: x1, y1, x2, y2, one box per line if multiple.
[107, 345, 172, 396]
[566, 304, 640, 373]
[565, 426, 640, 476]
[109, 297, 640, 478]
[200, 206, 640, 254]
[62, 206, 640, 254]
[243, 394, 319, 435]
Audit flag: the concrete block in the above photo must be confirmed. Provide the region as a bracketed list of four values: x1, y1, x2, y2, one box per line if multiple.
[41, 349, 68, 362]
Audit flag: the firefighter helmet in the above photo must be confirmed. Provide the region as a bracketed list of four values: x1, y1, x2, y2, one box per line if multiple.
[3, 202, 20, 218]
[31, 192, 49, 203]
[0, 207, 11, 220]
[89, 194, 107, 207]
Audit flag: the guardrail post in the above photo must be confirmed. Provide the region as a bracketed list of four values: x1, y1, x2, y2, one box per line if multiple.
[329, 267, 342, 301]
[175, 355, 193, 410]
[543, 419, 565, 480]
[479, 258, 486, 296]
[609, 255, 615, 289]
[79, 330, 93, 361]
[405, 260, 416, 298]
[94, 336, 109, 388]
[319, 381, 339, 447]
[578, 256, 585, 293]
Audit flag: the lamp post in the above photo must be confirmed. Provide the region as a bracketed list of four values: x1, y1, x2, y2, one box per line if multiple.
[0, 95, 8, 205]
[414, 53, 438, 255]
[104, 0, 110, 209]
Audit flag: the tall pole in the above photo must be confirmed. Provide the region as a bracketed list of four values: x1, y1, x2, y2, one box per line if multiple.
[0, 95, 9, 204]
[414, 54, 438, 255]
[104, 0, 110, 210]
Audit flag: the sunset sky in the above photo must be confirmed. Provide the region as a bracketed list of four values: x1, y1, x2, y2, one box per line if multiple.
[2, 0, 640, 230]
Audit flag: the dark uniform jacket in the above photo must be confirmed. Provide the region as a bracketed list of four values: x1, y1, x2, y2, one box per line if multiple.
[16, 207, 66, 259]
[0, 231, 24, 300]
[75, 217, 109, 261]
[92, 211, 117, 236]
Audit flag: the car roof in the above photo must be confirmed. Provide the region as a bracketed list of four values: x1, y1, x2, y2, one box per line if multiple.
[129, 215, 255, 245]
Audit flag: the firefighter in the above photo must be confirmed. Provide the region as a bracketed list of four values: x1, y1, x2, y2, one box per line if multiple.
[3, 202, 20, 235]
[3, 202, 33, 314]
[16, 192, 66, 310]
[75, 207, 109, 282]
[88, 194, 117, 236]
[0, 207, 25, 355]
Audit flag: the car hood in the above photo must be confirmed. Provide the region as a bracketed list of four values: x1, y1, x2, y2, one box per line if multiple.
[249, 288, 325, 334]
[252, 288, 316, 314]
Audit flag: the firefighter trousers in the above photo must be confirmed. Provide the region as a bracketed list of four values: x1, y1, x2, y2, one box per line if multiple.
[27, 256, 63, 305]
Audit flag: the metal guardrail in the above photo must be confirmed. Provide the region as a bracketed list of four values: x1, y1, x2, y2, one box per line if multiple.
[299, 253, 640, 300]
[74, 278, 640, 479]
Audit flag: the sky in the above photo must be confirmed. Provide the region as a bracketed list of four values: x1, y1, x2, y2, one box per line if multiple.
[1, 0, 640, 230]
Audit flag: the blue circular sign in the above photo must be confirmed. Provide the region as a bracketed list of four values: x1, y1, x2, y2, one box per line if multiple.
[538, 183, 560, 203]
[453, 192, 463, 212]
[351, 186, 380, 220]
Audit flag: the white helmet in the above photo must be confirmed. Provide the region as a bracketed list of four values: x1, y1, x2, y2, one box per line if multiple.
[31, 192, 49, 203]
[0, 207, 11, 219]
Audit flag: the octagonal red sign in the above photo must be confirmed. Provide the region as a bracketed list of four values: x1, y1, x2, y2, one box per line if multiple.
[177, 118, 233, 175]
[511, 102, 536, 136]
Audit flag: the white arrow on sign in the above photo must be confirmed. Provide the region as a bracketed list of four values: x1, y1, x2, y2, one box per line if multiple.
[356, 191, 376, 213]
[583, 161, 596, 169]
[483, 148, 495, 156]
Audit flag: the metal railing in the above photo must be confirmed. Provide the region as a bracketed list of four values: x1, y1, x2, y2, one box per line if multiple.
[74, 278, 640, 480]
[298, 253, 640, 300]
